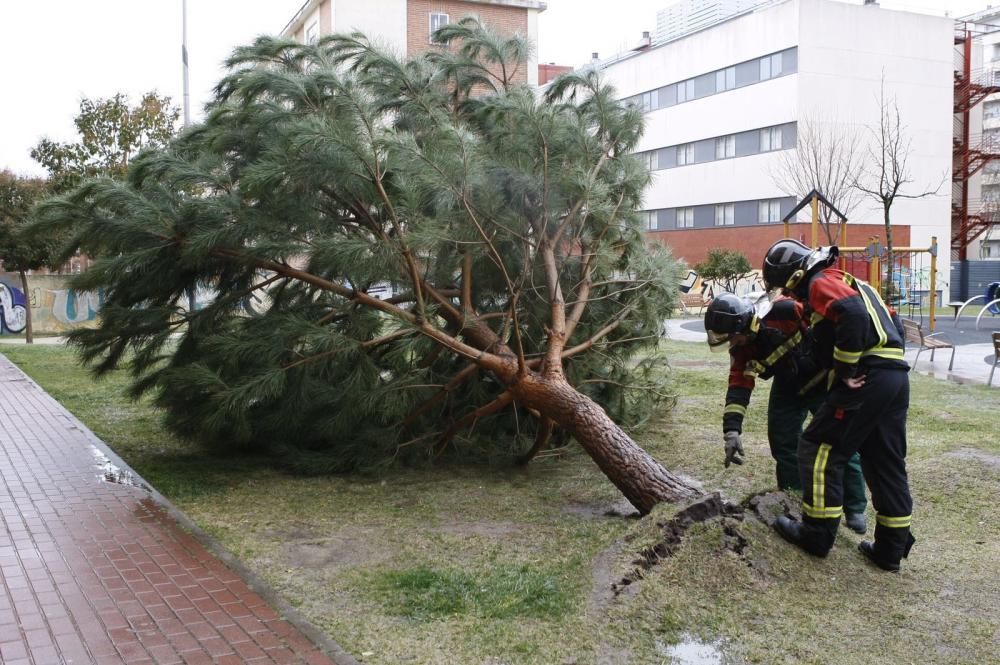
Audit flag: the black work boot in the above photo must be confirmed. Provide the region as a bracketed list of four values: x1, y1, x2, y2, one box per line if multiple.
[775, 516, 829, 558]
[844, 512, 867, 534]
[858, 541, 900, 572]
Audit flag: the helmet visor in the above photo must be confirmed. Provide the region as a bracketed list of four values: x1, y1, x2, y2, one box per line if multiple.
[707, 329, 732, 351]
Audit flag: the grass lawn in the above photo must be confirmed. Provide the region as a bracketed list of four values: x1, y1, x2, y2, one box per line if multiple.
[2, 339, 998, 665]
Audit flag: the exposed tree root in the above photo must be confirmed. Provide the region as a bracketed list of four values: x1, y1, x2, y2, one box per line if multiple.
[611, 490, 798, 596]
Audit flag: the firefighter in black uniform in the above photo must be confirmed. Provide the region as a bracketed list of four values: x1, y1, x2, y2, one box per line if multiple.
[704, 292, 868, 534]
[762, 239, 915, 571]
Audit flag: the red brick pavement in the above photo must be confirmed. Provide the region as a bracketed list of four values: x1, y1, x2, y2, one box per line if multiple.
[0, 355, 352, 665]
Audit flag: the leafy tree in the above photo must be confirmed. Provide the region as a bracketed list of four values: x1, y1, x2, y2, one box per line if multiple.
[694, 249, 754, 294]
[771, 116, 863, 245]
[853, 81, 941, 300]
[0, 171, 54, 343]
[31, 92, 180, 191]
[36, 20, 699, 514]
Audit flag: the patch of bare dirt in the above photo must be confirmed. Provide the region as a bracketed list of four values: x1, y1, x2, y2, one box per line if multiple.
[588, 540, 625, 617]
[563, 498, 641, 519]
[612, 493, 745, 595]
[610, 491, 797, 596]
[945, 448, 1000, 471]
[432, 521, 526, 537]
[280, 529, 393, 570]
[745, 490, 801, 526]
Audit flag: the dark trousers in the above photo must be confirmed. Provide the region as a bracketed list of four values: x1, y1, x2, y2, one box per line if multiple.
[796, 366, 914, 562]
[767, 382, 867, 515]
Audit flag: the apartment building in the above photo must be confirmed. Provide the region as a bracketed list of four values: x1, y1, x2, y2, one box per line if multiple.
[281, 0, 546, 85]
[594, 0, 953, 278]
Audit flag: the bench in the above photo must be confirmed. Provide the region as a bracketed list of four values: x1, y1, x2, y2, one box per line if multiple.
[678, 291, 712, 316]
[901, 317, 955, 372]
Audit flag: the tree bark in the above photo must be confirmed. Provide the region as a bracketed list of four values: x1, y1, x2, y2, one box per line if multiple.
[509, 372, 701, 515]
[18, 270, 32, 345]
[884, 204, 894, 302]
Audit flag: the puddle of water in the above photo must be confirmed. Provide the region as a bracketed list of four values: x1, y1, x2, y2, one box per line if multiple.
[89, 445, 150, 491]
[657, 636, 724, 665]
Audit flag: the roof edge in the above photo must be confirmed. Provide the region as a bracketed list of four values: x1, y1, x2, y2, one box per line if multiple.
[281, 0, 546, 38]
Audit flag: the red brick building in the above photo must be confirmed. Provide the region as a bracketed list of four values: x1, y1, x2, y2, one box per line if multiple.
[282, 0, 546, 85]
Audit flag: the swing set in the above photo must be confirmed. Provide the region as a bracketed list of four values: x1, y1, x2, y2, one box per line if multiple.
[781, 190, 940, 331]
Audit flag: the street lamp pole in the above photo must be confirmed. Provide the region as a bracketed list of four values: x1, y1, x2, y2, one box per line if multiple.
[182, 0, 191, 127]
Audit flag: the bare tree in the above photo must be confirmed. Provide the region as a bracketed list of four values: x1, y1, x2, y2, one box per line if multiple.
[771, 116, 864, 244]
[853, 82, 942, 300]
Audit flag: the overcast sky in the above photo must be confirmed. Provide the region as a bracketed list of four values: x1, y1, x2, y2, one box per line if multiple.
[0, 0, 989, 176]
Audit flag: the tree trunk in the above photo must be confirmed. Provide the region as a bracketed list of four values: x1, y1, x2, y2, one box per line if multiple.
[18, 270, 32, 345]
[883, 203, 894, 303]
[510, 372, 701, 515]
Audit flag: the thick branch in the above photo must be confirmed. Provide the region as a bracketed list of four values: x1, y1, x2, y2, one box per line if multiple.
[517, 417, 555, 466]
[435, 390, 515, 455]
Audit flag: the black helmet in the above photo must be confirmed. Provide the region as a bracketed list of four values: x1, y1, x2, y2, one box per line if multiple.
[762, 239, 839, 293]
[704, 293, 755, 351]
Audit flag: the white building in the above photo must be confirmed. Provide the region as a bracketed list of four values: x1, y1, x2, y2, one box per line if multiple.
[595, 0, 954, 283]
[656, 0, 764, 43]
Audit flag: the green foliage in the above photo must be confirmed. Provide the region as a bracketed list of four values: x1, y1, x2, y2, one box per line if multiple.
[34, 21, 680, 470]
[372, 565, 573, 621]
[694, 249, 754, 293]
[0, 171, 55, 273]
[31, 92, 179, 191]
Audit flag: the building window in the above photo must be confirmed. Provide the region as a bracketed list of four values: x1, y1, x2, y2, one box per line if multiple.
[305, 21, 319, 45]
[640, 90, 658, 112]
[676, 78, 695, 102]
[643, 150, 660, 170]
[715, 66, 736, 92]
[676, 207, 694, 228]
[758, 199, 782, 224]
[677, 143, 695, 166]
[760, 52, 783, 80]
[430, 13, 450, 43]
[760, 127, 783, 152]
[714, 134, 735, 159]
[714, 203, 735, 226]
[640, 211, 657, 231]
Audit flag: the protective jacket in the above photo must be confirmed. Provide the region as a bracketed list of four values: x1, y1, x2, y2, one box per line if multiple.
[804, 268, 907, 379]
[794, 267, 914, 565]
[723, 298, 825, 433]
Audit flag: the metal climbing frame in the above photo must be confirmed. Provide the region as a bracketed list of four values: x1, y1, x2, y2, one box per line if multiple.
[838, 237, 940, 332]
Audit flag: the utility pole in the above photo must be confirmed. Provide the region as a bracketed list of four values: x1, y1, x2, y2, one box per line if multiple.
[182, 0, 196, 313]
[182, 0, 191, 127]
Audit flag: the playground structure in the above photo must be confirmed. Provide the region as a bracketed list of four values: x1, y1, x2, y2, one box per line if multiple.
[949, 281, 1000, 330]
[781, 191, 942, 331]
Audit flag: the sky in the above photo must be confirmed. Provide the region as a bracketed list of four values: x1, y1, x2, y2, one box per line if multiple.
[0, 0, 990, 177]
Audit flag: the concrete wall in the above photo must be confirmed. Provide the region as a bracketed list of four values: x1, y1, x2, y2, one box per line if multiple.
[0, 273, 103, 335]
[796, 0, 954, 280]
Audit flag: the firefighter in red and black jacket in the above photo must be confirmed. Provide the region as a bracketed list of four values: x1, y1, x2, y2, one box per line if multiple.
[704, 292, 868, 534]
[762, 239, 915, 572]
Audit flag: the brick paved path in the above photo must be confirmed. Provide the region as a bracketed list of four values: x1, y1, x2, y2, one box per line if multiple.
[0, 355, 351, 665]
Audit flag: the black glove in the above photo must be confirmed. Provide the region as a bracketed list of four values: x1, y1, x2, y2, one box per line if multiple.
[724, 430, 745, 467]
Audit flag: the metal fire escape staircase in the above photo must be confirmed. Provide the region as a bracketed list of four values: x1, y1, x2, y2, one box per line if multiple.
[953, 29, 1000, 260]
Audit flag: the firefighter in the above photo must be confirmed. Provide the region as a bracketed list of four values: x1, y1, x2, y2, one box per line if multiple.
[762, 239, 915, 571]
[704, 292, 868, 534]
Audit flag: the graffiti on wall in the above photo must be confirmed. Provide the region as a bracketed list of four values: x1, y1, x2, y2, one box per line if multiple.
[0, 273, 105, 334]
[0, 282, 28, 333]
